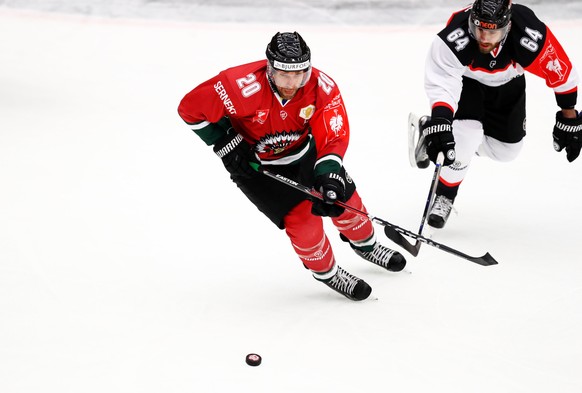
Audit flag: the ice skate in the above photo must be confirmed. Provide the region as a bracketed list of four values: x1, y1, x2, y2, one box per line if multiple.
[408, 113, 431, 169]
[313, 265, 372, 301]
[427, 194, 454, 229]
[354, 242, 406, 272]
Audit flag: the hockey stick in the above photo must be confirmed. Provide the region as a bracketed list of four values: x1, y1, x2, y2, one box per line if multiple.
[384, 152, 444, 256]
[252, 164, 498, 266]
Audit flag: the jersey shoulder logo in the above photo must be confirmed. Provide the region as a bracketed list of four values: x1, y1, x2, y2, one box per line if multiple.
[329, 110, 344, 134]
[323, 94, 347, 138]
[540, 44, 569, 86]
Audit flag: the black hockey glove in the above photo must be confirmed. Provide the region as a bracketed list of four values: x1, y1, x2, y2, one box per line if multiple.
[213, 129, 257, 179]
[421, 117, 456, 166]
[311, 172, 346, 217]
[553, 111, 582, 162]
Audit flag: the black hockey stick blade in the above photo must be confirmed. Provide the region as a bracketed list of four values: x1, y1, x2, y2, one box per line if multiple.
[384, 226, 420, 256]
[383, 226, 498, 266]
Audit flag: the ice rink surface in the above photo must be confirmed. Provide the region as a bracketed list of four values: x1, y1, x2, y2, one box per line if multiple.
[1, 2, 582, 392]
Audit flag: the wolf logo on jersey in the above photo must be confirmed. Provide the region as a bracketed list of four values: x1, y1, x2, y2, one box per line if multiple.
[255, 130, 303, 155]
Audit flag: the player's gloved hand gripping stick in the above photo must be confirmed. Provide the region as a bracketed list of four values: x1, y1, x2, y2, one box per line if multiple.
[311, 172, 346, 217]
[250, 163, 498, 267]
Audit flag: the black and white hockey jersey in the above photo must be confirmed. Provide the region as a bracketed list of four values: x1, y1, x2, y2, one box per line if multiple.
[425, 3, 579, 121]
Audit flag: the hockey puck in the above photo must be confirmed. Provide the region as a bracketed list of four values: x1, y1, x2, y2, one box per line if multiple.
[245, 353, 262, 366]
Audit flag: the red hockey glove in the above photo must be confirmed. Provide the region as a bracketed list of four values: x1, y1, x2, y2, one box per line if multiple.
[553, 111, 582, 162]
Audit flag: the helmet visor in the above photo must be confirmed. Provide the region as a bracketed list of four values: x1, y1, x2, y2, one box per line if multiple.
[267, 63, 312, 89]
[469, 17, 510, 44]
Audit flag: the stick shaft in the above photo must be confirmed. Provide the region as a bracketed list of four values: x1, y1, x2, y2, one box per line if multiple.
[256, 166, 498, 266]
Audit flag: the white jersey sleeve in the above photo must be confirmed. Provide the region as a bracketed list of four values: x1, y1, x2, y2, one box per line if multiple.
[424, 37, 466, 115]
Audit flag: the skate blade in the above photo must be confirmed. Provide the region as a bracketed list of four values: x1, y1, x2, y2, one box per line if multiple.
[407, 112, 421, 168]
[408, 112, 430, 168]
[422, 225, 438, 239]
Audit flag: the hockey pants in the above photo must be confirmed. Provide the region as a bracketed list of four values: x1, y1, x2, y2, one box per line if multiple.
[439, 119, 524, 188]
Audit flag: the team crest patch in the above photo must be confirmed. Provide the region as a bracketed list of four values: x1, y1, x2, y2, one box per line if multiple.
[253, 109, 269, 124]
[540, 44, 569, 87]
[299, 105, 316, 120]
[323, 104, 347, 138]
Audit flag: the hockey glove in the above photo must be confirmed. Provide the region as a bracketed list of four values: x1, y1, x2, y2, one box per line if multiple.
[213, 129, 257, 179]
[311, 172, 346, 217]
[421, 117, 456, 166]
[553, 111, 582, 162]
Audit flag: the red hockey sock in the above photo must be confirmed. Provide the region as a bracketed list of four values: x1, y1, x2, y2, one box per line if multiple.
[283, 200, 335, 273]
[331, 191, 375, 246]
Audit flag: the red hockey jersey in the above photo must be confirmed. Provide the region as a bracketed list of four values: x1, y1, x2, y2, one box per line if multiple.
[178, 60, 350, 166]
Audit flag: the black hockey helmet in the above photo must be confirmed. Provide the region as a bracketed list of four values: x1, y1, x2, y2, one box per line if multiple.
[469, 0, 512, 30]
[266, 32, 311, 72]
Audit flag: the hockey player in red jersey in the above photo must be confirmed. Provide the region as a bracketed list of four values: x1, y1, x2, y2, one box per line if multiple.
[414, 0, 581, 229]
[178, 32, 406, 300]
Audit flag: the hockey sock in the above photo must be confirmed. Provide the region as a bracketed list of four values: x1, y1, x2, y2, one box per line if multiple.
[436, 180, 459, 201]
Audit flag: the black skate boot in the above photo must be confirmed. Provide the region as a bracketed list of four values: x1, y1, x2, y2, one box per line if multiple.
[313, 265, 372, 301]
[353, 242, 406, 272]
[340, 234, 406, 272]
[427, 194, 454, 229]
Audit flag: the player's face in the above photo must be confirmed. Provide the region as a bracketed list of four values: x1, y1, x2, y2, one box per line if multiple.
[270, 69, 308, 100]
[469, 22, 510, 54]
[473, 27, 504, 53]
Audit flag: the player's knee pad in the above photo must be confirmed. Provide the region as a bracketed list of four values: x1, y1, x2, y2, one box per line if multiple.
[284, 200, 322, 242]
[477, 136, 523, 162]
[438, 120, 484, 185]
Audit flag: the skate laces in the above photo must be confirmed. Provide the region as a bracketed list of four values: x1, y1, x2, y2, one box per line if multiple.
[431, 195, 454, 218]
[355, 243, 396, 269]
[326, 267, 359, 295]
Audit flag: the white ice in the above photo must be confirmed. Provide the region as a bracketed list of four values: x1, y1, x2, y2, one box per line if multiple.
[1, 3, 582, 393]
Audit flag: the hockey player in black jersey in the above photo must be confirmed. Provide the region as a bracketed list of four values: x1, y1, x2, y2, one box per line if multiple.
[415, 0, 581, 229]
